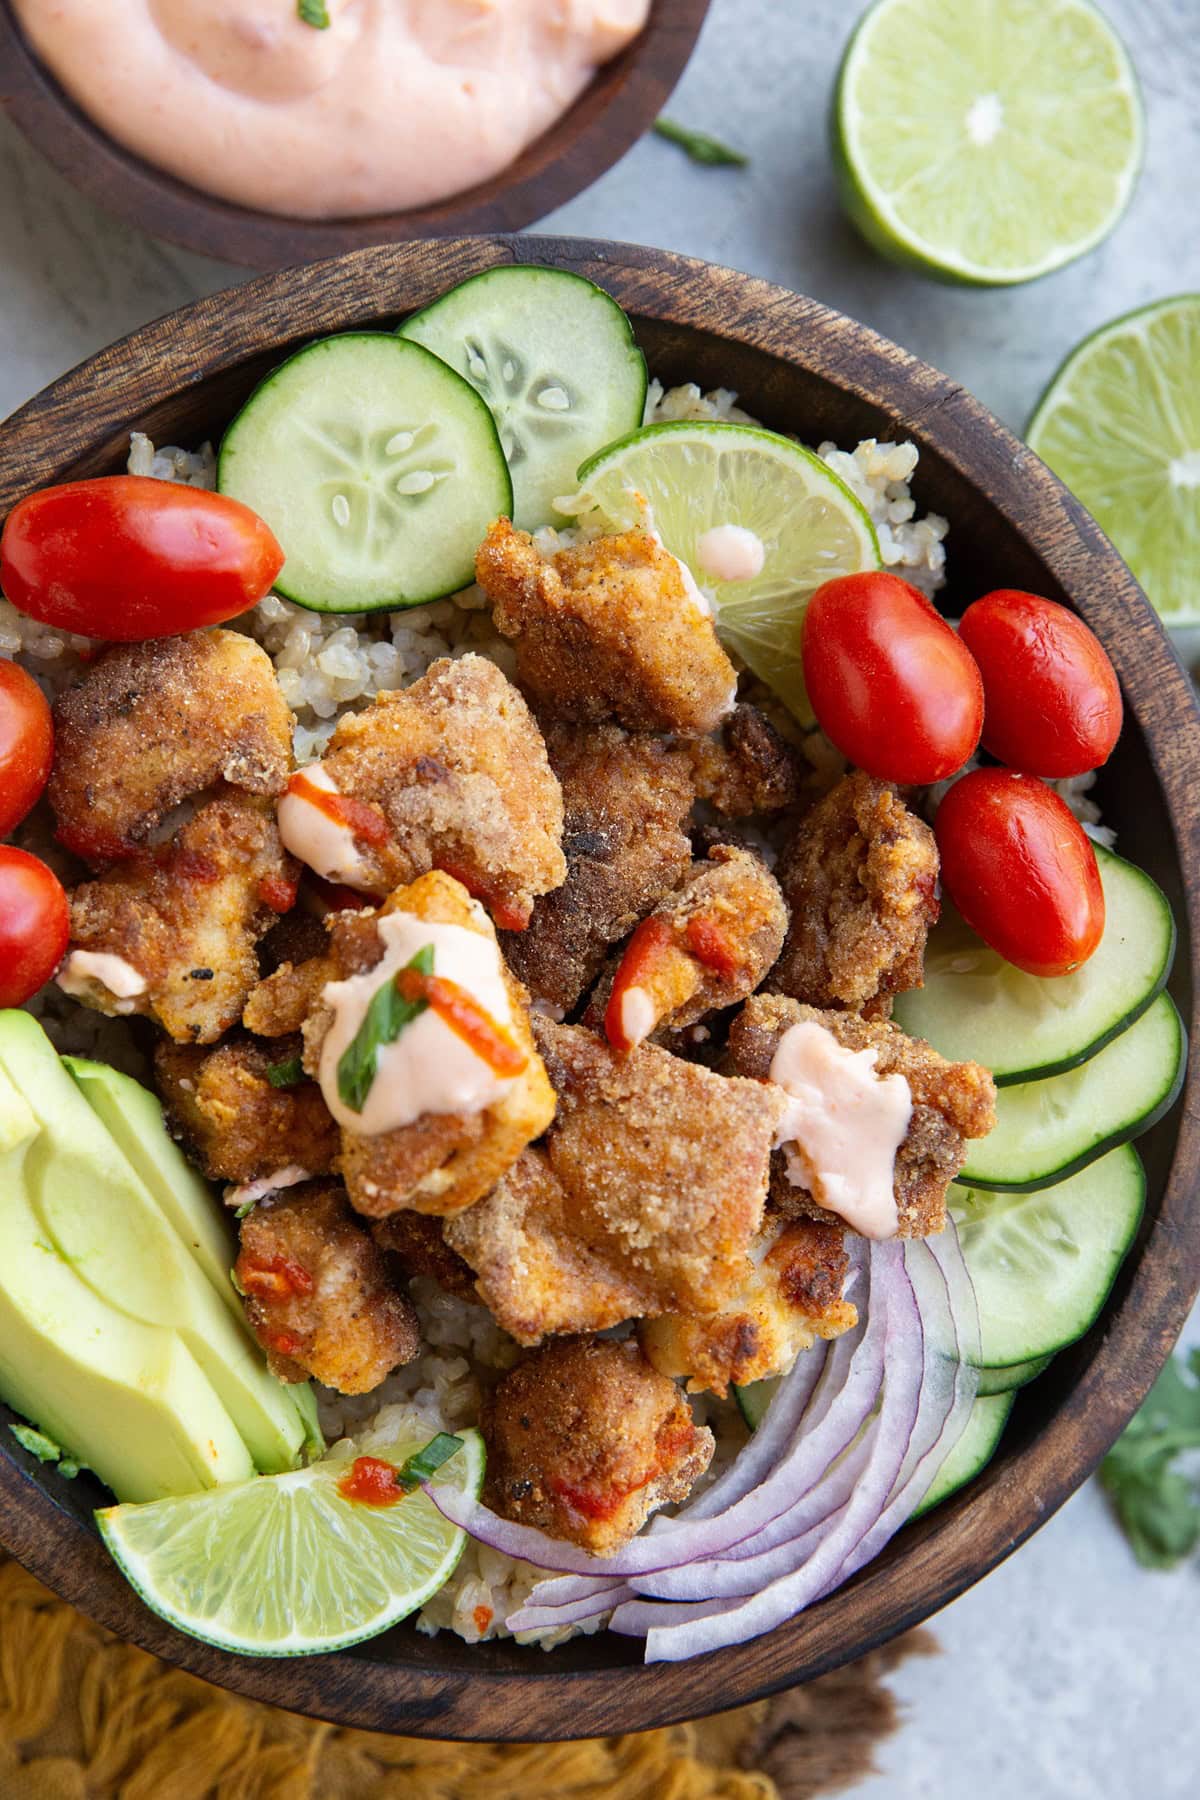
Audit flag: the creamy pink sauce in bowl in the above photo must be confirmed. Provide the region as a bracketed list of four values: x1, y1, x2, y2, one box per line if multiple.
[12, 0, 652, 219]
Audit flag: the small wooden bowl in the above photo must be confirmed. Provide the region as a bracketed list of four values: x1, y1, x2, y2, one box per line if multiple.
[0, 1, 710, 268]
[0, 237, 1197, 1741]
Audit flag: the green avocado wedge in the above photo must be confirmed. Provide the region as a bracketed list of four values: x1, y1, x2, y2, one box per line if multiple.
[0, 1013, 313, 1493]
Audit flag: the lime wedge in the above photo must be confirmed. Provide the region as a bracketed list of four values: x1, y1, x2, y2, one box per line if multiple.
[97, 1426, 484, 1656]
[575, 422, 880, 724]
[833, 0, 1143, 286]
[1027, 296, 1200, 625]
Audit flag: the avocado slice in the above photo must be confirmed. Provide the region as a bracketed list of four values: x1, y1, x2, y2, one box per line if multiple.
[65, 1058, 244, 1319]
[64, 1056, 323, 1458]
[0, 1058, 253, 1499]
[0, 1012, 310, 1481]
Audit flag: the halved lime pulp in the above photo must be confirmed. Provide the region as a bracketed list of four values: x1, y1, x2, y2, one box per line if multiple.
[834, 0, 1143, 286]
[574, 421, 880, 725]
[1027, 296, 1200, 625]
[97, 1427, 484, 1656]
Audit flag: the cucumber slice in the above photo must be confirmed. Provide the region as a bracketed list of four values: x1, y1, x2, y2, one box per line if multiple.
[976, 1355, 1051, 1396]
[217, 333, 512, 613]
[733, 1377, 778, 1430]
[959, 992, 1186, 1192]
[911, 1393, 1015, 1518]
[895, 845, 1175, 1084]
[399, 267, 647, 532]
[951, 1143, 1145, 1368]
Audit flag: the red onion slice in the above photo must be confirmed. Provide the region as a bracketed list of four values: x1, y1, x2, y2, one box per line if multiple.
[625, 1248, 923, 1606]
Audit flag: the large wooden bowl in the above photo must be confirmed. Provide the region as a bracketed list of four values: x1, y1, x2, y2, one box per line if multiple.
[0, 238, 1196, 1741]
[0, 1, 709, 267]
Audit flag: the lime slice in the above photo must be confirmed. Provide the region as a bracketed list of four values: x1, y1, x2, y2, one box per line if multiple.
[1027, 296, 1200, 625]
[575, 422, 880, 724]
[97, 1427, 484, 1656]
[833, 0, 1143, 286]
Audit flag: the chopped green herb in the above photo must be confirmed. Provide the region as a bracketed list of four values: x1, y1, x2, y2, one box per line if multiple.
[1100, 1347, 1200, 1568]
[297, 0, 330, 28]
[337, 944, 435, 1114]
[653, 118, 748, 168]
[230, 1266, 247, 1298]
[397, 1432, 464, 1492]
[266, 1056, 305, 1090]
[234, 1198, 259, 1221]
[58, 1460, 81, 1480]
[10, 1424, 64, 1464]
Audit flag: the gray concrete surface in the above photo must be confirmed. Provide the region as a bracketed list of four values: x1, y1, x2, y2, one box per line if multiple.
[0, 1, 1196, 1791]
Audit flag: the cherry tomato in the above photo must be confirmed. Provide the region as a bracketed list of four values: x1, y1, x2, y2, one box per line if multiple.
[0, 477, 285, 641]
[802, 572, 983, 783]
[0, 661, 52, 835]
[0, 847, 69, 1006]
[935, 769, 1105, 977]
[958, 589, 1122, 777]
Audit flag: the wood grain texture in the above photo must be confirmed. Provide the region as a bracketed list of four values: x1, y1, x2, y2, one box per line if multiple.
[0, 236, 1197, 1742]
[0, 0, 710, 267]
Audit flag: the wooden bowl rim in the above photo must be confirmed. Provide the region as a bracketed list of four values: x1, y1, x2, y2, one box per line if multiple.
[0, 235, 1197, 1741]
[0, 0, 711, 268]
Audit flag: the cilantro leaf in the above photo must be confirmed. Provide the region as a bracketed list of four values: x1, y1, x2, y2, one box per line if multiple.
[337, 944, 435, 1113]
[266, 1056, 305, 1089]
[398, 1432, 463, 1491]
[1100, 1348, 1200, 1569]
[653, 118, 748, 168]
[10, 1424, 64, 1464]
[298, 0, 331, 27]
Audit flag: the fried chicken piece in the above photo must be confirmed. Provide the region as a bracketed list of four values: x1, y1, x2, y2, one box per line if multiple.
[445, 1018, 785, 1342]
[304, 870, 556, 1219]
[242, 895, 382, 1037]
[481, 1336, 713, 1555]
[725, 995, 996, 1238]
[476, 518, 738, 735]
[60, 791, 298, 1044]
[500, 720, 695, 1013]
[640, 1218, 857, 1397]
[49, 630, 293, 866]
[154, 1033, 338, 1186]
[235, 1179, 419, 1394]
[773, 771, 939, 1019]
[686, 704, 804, 818]
[279, 655, 565, 930]
[371, 1212, 479, 1302]
[584, 845, 787, 1050]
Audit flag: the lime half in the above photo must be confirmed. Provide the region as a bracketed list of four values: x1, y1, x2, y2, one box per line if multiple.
[97, 1427, 484, 1656]
[833, 0, 1143, 286]
[1027, 296, 1200, 625]
[575, 421, 880, 724]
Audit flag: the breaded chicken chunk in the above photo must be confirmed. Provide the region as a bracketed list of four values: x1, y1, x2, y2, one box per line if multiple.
[235, 1180, 419, 1394]
[773, 771, 939, 1019]
[60, 791, 298, 1044]
[500, 720, 695, 1013]
[278, 655, 565, 930]
[725, 995, 996, 1238]
[640, 1218, 858, 1397]
[371, 1211, 479, 1302]
[243, 946, 339, 1038]
[154, 1033, 338, 1186]
[303, 871, 556, 1219]
[475, 518, 738, 735]
[481, 1336, 713, 1555]
[445, 1018, 785, 1342]
[686, 703, 804, 818]
[50, 630, 293, 865]
[584, 844, 787, 1050]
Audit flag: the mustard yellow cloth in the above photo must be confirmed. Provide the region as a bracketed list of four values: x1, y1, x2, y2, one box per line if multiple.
[0, 1555, 933, 1799]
